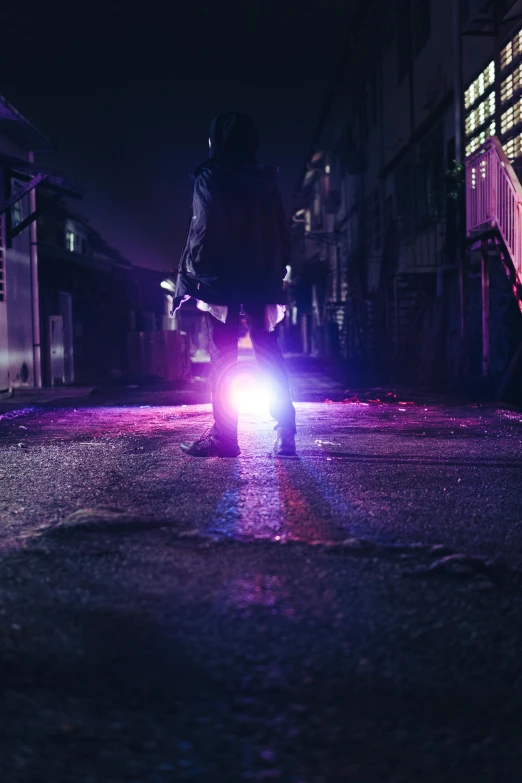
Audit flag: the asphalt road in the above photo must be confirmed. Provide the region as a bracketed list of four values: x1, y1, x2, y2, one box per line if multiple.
[1, 361, 522, 782]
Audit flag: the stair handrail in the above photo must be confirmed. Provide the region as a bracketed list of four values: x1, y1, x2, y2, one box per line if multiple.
[466, 135, 522, 285]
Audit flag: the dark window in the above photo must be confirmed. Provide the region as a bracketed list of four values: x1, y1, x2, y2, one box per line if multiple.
[342, 124, 365, 174]
[416, 125, 444, 229]
[364, 188, 382, 253]
[365, 67, 378, 131]
[10, 179, 25, 229]
[413, 0, 430, 56]
[384, 195, 394, 229]
[311, 181, 323, 230]
[81, 238, 86, 254]
[37, 216, 46, 241]
[358, 94, 368, 142]
[397, 0, 412, 83]
[56, 226, 65, 248]
[445, 137, 459, 262]
[373, 189, 381, 251]
[395, 154, 416, 239]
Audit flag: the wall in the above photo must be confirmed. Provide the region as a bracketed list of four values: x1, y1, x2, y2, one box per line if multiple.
[0, 136, 34, 390]
[295, 0, 522, 389]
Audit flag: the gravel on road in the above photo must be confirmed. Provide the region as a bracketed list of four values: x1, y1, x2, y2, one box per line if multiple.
[1, 388, 522, 782]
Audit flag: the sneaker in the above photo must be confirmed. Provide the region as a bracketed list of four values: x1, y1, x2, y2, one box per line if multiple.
[274, 426, 296, 456]
[180, 429, 240, 458]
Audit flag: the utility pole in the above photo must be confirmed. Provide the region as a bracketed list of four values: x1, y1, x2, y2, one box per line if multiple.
[481, 239, 490, 378]
[28, 151, 42, 388]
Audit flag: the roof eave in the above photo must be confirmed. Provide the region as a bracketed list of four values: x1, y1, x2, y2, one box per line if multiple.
[0, 94, 53, 153]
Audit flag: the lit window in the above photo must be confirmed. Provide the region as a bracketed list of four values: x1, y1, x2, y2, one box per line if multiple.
[501, 29, 522, 71]
[504, 132, 522, 161]
[502, 74, 514, 103]
[513, 133, 522, 160]
[515, 30, 522, 60]
[502, 41, 513, 70]
[501, 96, 522, 133]
[465, 83, 475, 110]
[325, 164, 331, 174]
[464, 91, 495, 136]
[501, 63, 522, 104]
[513, 134, 521, 159]
[502, 106, 514, 133]
[11, 199, 23, 229]
[66, 230, 75, 252]
[466, 139, 478, 157]
[466, 109, 475, 135]
[466, 138, 481, 157]
[464, 64, 496, 156]
[464, 61, 495, 109]
[465, 123, 496, 158]
[514, 63, 522, 94]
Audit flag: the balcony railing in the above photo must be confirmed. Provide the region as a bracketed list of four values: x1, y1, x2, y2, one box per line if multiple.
[466, 135, 522, 286]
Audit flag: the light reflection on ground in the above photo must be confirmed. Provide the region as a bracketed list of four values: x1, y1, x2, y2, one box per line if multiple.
[2, 394, 522, 560]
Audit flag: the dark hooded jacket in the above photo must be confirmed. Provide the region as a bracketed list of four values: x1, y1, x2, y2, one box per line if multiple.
[173, 112, 290, 308]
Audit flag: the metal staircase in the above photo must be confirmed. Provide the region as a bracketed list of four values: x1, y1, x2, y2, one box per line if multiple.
[466, 135, 522, 393]
[466, 135, 522, 311]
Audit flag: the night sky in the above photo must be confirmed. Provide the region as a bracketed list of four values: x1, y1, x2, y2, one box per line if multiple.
[1, 0, 351, 271]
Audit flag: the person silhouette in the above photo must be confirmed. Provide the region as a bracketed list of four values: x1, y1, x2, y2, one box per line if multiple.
[173, 111, 296, 457]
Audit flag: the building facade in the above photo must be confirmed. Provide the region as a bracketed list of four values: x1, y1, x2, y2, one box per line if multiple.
[0, 94, 81, 392]
[0, 93, 187, 392]
[294, 0, 522, 392]
[37, 198, 189, 386]
[37, 199, 134, 385]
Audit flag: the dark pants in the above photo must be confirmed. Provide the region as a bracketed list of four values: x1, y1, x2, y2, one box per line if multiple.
[205, 304, 296, 445]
